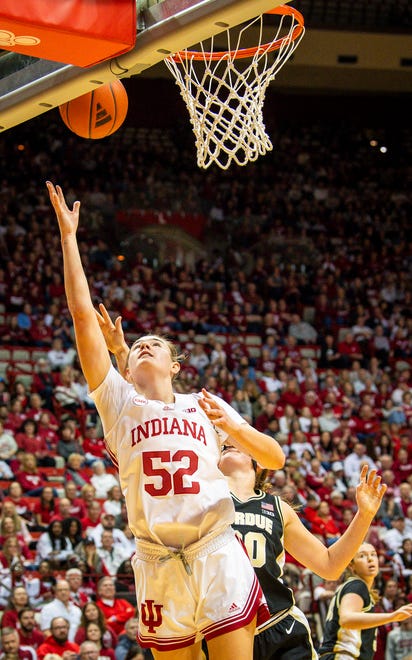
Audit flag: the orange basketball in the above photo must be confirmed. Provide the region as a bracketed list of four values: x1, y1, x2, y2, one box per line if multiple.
[59, 79, 128, 139]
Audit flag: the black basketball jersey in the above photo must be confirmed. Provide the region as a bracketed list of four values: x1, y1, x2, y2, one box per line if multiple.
[231, 490, 294, 614]
[318, 577, 376, 659]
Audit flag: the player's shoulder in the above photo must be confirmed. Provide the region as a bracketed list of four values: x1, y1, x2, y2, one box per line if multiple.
[341, 577, 370, 599]
[174, 391, 202, 405]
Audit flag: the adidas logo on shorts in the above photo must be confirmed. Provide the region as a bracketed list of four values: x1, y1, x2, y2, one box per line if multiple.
[228, 602, 240, 613]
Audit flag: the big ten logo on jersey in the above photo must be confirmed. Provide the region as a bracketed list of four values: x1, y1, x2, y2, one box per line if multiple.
[140, 600, 163, 633]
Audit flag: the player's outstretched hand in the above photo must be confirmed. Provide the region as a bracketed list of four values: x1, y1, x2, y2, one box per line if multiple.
[355, 465, 387, 519]
[95, 303, 126, 355]
[392, 603, 412, 623]
[46, 181, 80, 238]
[199, 388, 240, 437]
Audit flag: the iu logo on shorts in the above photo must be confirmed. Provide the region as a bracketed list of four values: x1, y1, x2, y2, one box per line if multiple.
[140, 600, 163, 632]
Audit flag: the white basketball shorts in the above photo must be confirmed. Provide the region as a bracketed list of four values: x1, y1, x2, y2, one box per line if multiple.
[132, 526, 268, 651]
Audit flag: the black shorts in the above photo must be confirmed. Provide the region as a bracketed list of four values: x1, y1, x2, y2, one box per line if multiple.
[254, 607, 318, 660]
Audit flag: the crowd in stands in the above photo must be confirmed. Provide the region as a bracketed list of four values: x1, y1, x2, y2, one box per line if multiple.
[0, 92, 410, 660]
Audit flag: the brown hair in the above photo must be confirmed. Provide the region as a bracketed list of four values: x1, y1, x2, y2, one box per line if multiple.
[254, 466, 269, 491]
[80, 602, 108, 631]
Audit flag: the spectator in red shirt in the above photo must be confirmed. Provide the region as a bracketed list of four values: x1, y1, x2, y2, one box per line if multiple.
[0, 627, 37, 660]
[302, 389, 323, 418]
[15, 419, 53, 467]
[4, 399, 27, 435]
[49, 498, 74, 525]
[32, 486, 56, 530]
[302, 493, 321, 530]
[3, 482, 31, 520]
[254, 402, 277, 433]
[26, 393, 59, 427]
[337, 331, 364, 367]
[309, 500, 341, 546]
[279, 377, 301, 409]
[37, 616, 80, 660]
[328, 490, 354, 533]
[64, 482, 86, 520]
[393, 448, 412, 485]
[0, 586, 30, 629]
[316, 472, 337, 504]
[17, 608, 45, 650]
[352, 403, 380, 442]
[83, 425, 108, 463]
[79, 484, 97, 510]
[1, 315, 29, 346]
[305, 458, 327, 492]
[402, 391, 412, 423]
[15, 453, 47, 495]
[320, 374, 343, 404]
[396, 482, 412, 518]
[37, 411, 59, 452]
[95, 577, 135, 635]
[29, 317, 53, 347]
[81, 501, 103, 536]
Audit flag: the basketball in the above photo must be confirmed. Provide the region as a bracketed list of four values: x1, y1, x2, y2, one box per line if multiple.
[58, 79, 128, 139]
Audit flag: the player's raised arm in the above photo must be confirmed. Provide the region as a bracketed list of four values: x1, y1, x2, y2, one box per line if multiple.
[282, 465, 386, 580]
[47, 182, 111, 391]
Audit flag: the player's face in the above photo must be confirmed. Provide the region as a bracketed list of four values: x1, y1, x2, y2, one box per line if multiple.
[128, 336, 179, 381]
[219, 446, 254, 475]
[350, 543, 379, 579]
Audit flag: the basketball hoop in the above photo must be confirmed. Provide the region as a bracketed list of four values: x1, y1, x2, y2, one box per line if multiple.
[164, 5, 304, 170]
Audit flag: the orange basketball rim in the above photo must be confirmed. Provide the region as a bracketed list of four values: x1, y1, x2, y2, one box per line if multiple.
[169, 5, 305, 62]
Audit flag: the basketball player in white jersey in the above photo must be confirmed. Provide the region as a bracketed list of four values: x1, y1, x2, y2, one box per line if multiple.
[219, 447, 388, 660]
[46, 182, 286, 660]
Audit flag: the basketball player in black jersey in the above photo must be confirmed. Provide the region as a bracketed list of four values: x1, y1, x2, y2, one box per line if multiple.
[219, 447, 387, 660]
[318, 542, 412, 660]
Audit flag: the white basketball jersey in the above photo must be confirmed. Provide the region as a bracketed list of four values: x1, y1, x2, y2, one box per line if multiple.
[91, 366, 243, 547]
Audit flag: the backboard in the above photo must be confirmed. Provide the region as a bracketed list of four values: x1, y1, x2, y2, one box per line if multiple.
[0, 0, 290, 133]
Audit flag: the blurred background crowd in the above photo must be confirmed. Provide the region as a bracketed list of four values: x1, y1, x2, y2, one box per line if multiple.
[0, 85, 410, 660]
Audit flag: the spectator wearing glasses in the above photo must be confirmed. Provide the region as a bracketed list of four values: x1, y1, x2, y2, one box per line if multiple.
[37, 617, 80, 660]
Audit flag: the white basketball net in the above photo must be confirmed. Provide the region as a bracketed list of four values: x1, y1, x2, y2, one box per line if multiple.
[165, 8, 305, 170]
